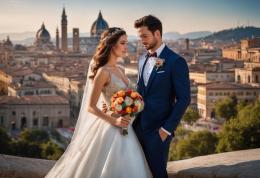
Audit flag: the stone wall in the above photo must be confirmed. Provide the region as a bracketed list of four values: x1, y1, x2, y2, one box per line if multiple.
[1, 148, 260, 178]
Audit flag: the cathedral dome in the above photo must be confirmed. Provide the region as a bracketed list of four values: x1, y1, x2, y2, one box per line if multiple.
[36, 23, 51, 41]
[90, 11, 109, 37]
[34, 22, 54, 50]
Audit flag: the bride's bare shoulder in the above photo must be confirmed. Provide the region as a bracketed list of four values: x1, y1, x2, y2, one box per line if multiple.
[117, 64, 125, 74]
[95, 67, 110, 81]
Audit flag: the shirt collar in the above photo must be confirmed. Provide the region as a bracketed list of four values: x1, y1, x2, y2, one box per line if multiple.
[148, 43, 166, 57]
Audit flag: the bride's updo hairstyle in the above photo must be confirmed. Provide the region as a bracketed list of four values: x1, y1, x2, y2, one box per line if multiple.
[89, 27, 126, 79]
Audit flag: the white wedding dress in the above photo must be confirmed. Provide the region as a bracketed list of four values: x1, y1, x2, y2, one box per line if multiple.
[45, 67, 152, 178]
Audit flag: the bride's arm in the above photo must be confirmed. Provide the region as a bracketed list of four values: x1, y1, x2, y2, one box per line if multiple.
[87, 68, 130, 128]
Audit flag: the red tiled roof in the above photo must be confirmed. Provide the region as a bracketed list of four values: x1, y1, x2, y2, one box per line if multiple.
[0, 95, 68, 105]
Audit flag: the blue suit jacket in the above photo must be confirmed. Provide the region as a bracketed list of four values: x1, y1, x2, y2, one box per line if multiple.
[135, 45, 191, 134]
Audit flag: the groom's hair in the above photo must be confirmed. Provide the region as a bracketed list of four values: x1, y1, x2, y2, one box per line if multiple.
[134, 15, 162, 37]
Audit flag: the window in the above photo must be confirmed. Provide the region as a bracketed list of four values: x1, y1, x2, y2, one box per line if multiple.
[40, 90, 51, 94]
[0, 116, 4, 125]
[248, 76, 251, 83]
[43, 117, 49, 126]
[33, 111, 36, 116]
[24, 91, 34, 95]
[256, 75, 259, 83]
[33, 118, 38, 126]
[237, 75, 241, 83]
[58, 119, 63, 127]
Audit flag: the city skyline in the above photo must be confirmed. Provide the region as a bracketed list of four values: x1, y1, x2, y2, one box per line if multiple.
[0, 0, 260, 36]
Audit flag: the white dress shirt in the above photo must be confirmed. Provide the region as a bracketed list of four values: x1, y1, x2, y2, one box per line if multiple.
[143, 43, 165, 86]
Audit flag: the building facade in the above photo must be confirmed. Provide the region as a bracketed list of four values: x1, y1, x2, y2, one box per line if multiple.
[0, 95, 70, 130]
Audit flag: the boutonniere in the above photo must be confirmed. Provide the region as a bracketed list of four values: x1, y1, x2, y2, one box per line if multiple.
[154, 58, 165, 70]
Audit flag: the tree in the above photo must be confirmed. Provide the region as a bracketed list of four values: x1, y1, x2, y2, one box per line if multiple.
[10, 140, 42, 158]
[236, 99, 248, 111]
[41, 141, 64, 160]
[182, 107, 200, 125]
[0, 127, 11, 154]
[0, 127, 65, 160]
[168, 126, 193, 161]
[174, 126, 192, 139]
[217, 100, 260, 152]
[20, 129, 49, 143]
[215, 96, 237, 120]
[171, 130, 218, 160]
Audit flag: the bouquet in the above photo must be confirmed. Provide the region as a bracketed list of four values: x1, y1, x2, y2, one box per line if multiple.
[110, 89, 144, 135]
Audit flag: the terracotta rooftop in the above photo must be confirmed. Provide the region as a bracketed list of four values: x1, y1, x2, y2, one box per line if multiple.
[0, 95, 68, 105]
[201, 82, 260, 90]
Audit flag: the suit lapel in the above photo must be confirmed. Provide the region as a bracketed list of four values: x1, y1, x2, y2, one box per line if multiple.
[139, 55, 148, 83]
[145, 46, 169, 95]
[137, 55, 149, 96]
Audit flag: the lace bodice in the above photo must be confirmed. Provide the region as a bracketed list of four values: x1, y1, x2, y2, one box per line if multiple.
[102, 72, 130, 105]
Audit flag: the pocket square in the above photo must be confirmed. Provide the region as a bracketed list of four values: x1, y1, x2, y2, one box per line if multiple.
[157, 71, 165, 73]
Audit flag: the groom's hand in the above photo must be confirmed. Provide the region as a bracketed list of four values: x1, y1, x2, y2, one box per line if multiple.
[159, 128, 168, 142]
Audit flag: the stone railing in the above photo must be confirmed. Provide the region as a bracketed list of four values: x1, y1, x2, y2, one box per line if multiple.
[0, 148, 260, 178]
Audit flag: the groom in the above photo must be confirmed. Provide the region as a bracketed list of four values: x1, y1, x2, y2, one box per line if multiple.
[132, 15, 190, 178]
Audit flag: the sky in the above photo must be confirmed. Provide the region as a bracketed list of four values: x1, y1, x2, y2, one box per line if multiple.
[0, 0, 259, 36]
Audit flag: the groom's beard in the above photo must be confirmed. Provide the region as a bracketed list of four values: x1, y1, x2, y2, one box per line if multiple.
[145, 38, 158, 51]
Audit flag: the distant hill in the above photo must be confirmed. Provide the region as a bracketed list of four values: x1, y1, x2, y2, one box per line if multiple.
[6, 27, 259, 45]
[197, 26, 260, 42]
[0, 32, 35, 41]
[163, 31, 212, 40]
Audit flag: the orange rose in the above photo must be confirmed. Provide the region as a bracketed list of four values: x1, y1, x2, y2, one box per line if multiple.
[130, 92, 138, 99]
[111, 103, 115, 108]
[117, 97, 124, 104]
[126, 107, 132, 114]
[118, 90, 125, 97]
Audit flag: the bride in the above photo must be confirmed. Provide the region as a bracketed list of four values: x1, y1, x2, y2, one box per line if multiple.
[45, 27, 152, 178]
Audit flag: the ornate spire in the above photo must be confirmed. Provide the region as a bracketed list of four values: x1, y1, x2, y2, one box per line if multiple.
[98, 10, 103, 19]
[62, 7, 67, 19]
[41, 22, 45, 29]
[61, 7, 68, 51]
[62, 7, 67, 24]
[56, 26, 60, 51]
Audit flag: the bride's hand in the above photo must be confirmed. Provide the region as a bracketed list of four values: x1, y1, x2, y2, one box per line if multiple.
[111, 116, 131, 128]
[102, 102, 108, 113]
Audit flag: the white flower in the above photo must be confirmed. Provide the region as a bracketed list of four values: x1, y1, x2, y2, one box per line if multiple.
[134, 100, 141, 106]
[115, 104, 122, 112]
[125, 96, 133, 106]
[137, 101, 144, 112]
[155, 57, 165, 70]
